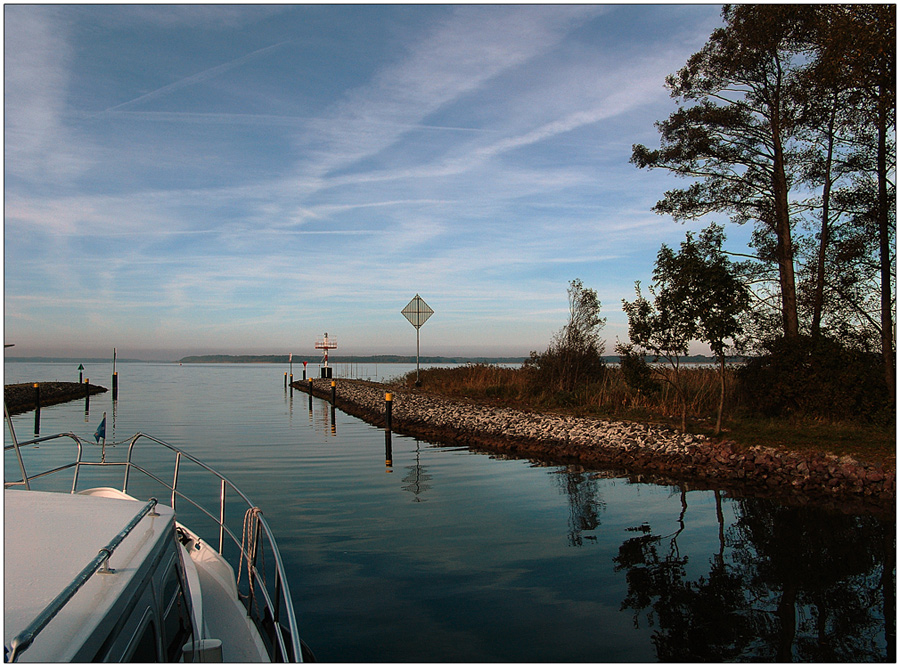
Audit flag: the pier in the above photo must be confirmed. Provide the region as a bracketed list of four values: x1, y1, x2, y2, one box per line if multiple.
[295, 377, 894, 516]
[4, 382, 107, 415]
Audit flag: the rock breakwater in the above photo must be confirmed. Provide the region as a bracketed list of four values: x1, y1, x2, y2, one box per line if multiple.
[4, 382, 107, 415]
[296, 378, 894, 516]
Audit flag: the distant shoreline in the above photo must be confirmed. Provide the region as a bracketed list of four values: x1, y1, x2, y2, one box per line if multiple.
[6, 353, 738, 365]
[3, 355, 528, 365]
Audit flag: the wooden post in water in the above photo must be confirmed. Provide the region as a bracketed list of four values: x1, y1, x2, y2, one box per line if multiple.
[385, 393, 393, 431]
[112, 348, 118, 400]
[33, 383, 40, 434]
[284, 372, 288, 388]
[331, 380, 336, 405]
[308, 378, 313, 409]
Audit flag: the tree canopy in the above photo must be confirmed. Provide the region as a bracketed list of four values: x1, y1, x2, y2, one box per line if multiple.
[631, 4, 894, 395]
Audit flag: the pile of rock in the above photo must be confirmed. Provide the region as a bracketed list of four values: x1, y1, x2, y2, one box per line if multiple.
[4, 382, 107, 415]
[296, 378, 894, 515]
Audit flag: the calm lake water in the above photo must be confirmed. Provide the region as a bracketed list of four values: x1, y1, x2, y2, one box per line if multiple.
[4, 361, 895, 662]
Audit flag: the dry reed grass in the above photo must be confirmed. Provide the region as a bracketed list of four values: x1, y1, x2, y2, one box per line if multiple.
[398, 363, 895, 465]
[401, 363, 735, 425]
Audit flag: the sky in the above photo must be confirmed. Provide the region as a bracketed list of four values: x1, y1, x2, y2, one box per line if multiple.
[4, 3, 737, 361]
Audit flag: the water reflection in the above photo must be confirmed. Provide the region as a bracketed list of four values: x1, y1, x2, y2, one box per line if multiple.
[553, 466, 605, 546]
[308, 399, 337, 436]
[614, 495, 895, 661]
[401, 440, 432, 502]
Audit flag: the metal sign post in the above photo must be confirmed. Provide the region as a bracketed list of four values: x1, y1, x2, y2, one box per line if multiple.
[401, 294, 434, 385]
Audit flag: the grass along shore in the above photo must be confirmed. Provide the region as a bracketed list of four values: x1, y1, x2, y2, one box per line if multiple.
[395, 364, 895, 471]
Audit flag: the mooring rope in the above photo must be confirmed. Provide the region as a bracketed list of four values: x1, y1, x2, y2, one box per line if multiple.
[237, 507, 266, 618]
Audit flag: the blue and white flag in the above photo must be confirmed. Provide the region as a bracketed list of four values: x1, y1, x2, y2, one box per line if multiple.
[94, 414, 107, 443]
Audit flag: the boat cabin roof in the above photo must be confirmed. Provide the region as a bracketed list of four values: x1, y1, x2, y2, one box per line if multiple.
[4, 489, 177, 662]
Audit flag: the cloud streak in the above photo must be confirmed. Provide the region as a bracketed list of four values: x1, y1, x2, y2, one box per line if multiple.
[4, 5, 727, 358]
[95, 41, 293, 116]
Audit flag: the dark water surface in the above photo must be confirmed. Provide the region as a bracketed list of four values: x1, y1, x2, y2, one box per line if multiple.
[4, 362, 894, 662]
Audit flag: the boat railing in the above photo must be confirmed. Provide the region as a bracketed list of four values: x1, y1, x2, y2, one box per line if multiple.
[4, 429, 303, 662]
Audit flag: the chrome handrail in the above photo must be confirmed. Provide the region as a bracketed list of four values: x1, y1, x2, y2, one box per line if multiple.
[3, 430, 303, 662]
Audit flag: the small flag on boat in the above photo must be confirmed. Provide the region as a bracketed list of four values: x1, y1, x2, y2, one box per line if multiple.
[94, 414, 107, 443]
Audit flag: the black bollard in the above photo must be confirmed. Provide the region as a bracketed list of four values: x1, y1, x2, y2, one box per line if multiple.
[331, 380, 336, 405]
[33, 383, 41, 434]
[308, 378, 313, 408]
[85, 379, 90, 411]
[112, 372, 118, 401]
[284, 372, 287, 388]
[385, 392, 393, 431]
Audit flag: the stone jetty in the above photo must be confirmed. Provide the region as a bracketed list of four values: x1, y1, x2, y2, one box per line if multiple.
[296, 378, 894, 516]
[4, 382, 107, 415]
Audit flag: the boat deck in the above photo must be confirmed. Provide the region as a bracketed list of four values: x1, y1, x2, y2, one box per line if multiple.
[194, 558, 270, 662]
[3, 489, 174, 662]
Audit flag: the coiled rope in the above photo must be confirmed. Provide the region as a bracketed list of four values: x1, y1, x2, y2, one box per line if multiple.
[237, 507, 266, 618]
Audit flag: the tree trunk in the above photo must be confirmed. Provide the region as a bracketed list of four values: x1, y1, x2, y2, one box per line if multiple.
[876, 82, 895, 401]
[714, 355, 726, 436]
[776, 583, 798, 661]
[770, 85, 800, 339]
[811, 99, 838, 338]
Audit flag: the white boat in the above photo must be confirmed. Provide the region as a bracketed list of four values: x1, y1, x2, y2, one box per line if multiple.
[4, 408, 311, 662]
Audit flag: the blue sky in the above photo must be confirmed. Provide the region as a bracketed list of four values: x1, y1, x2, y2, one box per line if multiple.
[5, 4, 734, 361]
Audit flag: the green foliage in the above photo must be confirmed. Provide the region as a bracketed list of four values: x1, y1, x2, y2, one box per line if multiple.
[616, 342, 660, 396]
[623, 226, 749, 432]
[631, 5, 810, 339]
[736, 336, 894, 425]
[633, 4, 895, 393]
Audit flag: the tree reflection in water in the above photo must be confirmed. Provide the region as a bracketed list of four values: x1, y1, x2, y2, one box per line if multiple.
[610, 491, 894, 661]
[553, 466, 606, 546]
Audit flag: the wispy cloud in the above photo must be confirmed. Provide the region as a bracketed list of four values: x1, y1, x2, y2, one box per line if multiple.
[94, 41, 293, 116]
[4, 4, 727, 357]
[4, 7, 86, 182]
[293, 6, 605, 179]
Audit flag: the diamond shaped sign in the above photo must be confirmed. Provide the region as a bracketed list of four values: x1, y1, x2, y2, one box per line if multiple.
[402, 294, 433, 329]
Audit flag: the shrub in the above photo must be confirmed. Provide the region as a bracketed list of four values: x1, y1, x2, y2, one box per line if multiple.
[616, 342, 660, 396]
[736, 335, 894, 425]
[526, 279, 607, 393]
